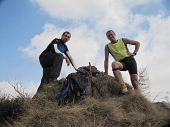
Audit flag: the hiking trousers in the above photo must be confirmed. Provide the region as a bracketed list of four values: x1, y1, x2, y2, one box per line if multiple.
[39, 52, 64, 83]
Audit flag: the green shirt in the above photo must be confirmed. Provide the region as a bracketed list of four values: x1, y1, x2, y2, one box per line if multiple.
[107, 38, 129, 61]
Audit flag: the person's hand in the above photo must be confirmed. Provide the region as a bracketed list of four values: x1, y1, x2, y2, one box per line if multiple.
[75, 68, 79, 71]
[127, 52, 135, 56]
[65, 57, 70, 66]
[75, 67, 84, 72]
[78, 67, 84, 71]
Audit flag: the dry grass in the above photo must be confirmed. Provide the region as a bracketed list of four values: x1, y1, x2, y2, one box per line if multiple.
[0, 74, 170, 127]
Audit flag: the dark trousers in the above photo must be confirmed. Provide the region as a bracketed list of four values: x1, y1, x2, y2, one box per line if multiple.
[37, 53, 64, 92]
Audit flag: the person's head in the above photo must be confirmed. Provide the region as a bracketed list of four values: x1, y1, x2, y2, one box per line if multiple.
[61, 31, 71, 43]
[106, 30, 116, 42]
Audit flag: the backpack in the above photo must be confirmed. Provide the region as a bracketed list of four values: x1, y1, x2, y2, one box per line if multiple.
[56, 72, 88, 105]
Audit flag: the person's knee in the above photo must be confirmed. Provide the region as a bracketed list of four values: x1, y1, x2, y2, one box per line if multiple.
[132, 77, 138, 83]
[132, 78, 138, 85]
[130, 74, 138, 84]
[112, 61, 123, 71]
[132, 78, 140, 89]
[133, 82, 139, 88]
[111, 61, 119, 68]
[54, 53, 64, 60]
[112, 68, 120, 71]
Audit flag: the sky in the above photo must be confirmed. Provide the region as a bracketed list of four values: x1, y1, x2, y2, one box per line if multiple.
[0, 0, 170, 102]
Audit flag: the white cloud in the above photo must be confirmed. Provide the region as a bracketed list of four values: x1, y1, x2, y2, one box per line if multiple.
[23, 81, 40, 95]
[20, 24, 67, 59]
[31, 0, 161, 21]
[149, 91, 170, 102]
[31, 0, 106, 20]
[134, 14, 170, 94]
[68, 25, 100, 67]
[119, 0, 161, 8]
[0, 81, 18, 97]
[0, 81, 39, 98]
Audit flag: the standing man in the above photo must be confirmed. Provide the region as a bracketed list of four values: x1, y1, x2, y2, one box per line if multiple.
[38, 31, 78, 92]
[104, 30, 141, 94]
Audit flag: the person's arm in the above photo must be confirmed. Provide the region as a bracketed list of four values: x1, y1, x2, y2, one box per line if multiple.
[123, 38, 140, 55]
[53, 44, 60, 53]
[52, 38, 61, 53]
[104, 44, 109, 75]
[65, 51, 77, 70]
[54, 44, 67, 59]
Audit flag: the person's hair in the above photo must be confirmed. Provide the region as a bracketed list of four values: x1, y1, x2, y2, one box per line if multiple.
[62, 31, 71, 37]
[106, 30, 115, 34]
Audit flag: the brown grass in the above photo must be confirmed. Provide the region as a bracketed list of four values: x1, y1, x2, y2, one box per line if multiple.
[0, 74, 170, 127]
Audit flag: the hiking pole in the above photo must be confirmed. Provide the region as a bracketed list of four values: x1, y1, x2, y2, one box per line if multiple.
[89, 62, 102, 97]
[89, 62, 94, 97]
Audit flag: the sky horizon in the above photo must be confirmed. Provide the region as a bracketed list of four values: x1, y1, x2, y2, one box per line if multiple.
[0, 0, 170, 102]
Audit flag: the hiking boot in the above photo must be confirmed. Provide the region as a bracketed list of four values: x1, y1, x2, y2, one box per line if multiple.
[120, 82, 128, 93]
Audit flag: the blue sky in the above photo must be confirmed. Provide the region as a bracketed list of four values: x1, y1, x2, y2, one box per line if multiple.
[0, 0, 45, 82]
[0, 0, 170, 102]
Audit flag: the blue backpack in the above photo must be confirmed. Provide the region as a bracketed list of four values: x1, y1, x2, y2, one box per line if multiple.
[56, 72, 88, 105]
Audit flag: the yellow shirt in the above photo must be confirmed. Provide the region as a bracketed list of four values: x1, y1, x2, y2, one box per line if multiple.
[107, 38, 129, 61]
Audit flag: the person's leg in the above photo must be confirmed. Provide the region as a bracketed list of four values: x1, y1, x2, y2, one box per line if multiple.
[112, 61, 123, 81]
[111, 61, 128, 93]
[128, 56, 141, 94]
[130, 74, 141, 93]
[40, 53, 64, 78]
[39, 53, 64, 85]
[50, 53, 64, 78]
[37, 66, 51, 92]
